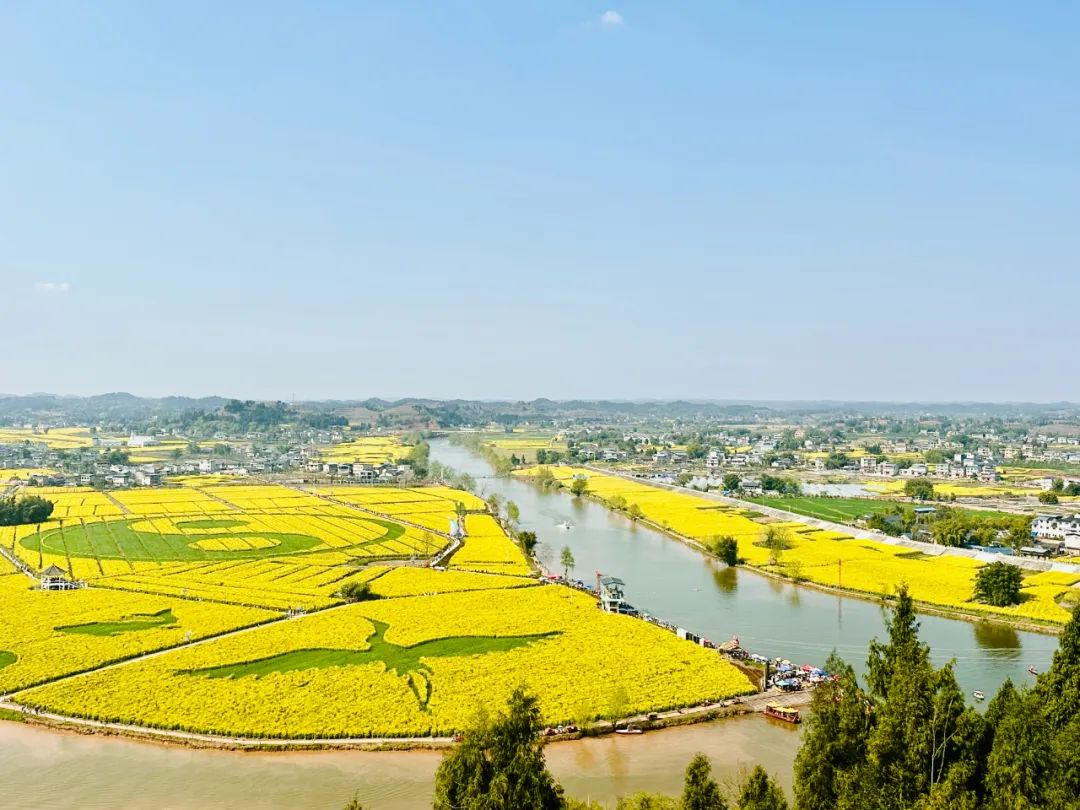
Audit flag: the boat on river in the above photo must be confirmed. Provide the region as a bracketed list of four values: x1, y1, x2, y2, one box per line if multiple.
[763, 704, 801, 724]
[557, 521, 574, 530]
[973, 690, 985, 702]
[1029, 666, 1038, 675]
[615, 724, 644, 735]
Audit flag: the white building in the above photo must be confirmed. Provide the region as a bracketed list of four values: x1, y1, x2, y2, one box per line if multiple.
[1031, 514, 1080, 541]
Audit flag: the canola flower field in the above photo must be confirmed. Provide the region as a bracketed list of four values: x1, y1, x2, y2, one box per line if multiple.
[1, 481, 754, 738]
[519, 467, 1080, 627]
[0, 427, 97, 450]
[18, 586, 754, 738]
[862, 479, 1062, 500]
[0, 468, 58, 482]
[5, 484, 454, 607]
[0, 572, 273, 693]
[316, 436, 406, 464]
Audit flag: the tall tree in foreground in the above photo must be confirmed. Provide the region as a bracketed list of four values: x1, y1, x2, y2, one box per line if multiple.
[737, 766, 789, 810]
[682, 753, 728, 810]
[433, 687, 563, 810]
[793, 655, 871, 810]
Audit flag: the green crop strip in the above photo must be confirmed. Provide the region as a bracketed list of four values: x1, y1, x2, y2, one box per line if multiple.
[184, 619, 557, 708]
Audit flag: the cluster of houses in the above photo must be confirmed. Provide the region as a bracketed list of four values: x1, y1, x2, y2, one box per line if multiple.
[853, 453, 1000, 482]
[303, 460, 413, 483]
[1030, 514, 1080, 554]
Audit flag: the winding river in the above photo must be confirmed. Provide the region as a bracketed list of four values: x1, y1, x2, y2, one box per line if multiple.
[430, 440, 1058, 702]
[0, 441, 1059, 808]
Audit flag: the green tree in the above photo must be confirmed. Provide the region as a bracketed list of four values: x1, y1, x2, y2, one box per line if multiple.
[973, 562, 1022, 607]
[342, 794, 364, 810]
[433, 687, 564, 810]
[1051, 477, 1065, 492]
[763, 527, 790, 565]
[984, 691, 1052, 810]
[714, 536, 739, 567]
[335, 581, 376, 602]
[793, 655, 871, 810]
[505, 500, 520, 526]
[1035, 604, 1080, 732]
[682, 753, 728, 810]
[535, 467, 558, 489]
[627, 503, 644, 520]
[824, 453, 850, 470]
[929, 514, 974, 547]
[570, 477, 588, 497]
[560, 545, 575, 579]
[857, 587, 977, 810]
[614, 794, 677, 810]
[0, 495, 55, 526]
[1039, 490, 1060, 505]
[517, 530, 539, 556]
[723, 473, 741, 492]
[903, 479, 935, 501]
[737, 766, 789, 810]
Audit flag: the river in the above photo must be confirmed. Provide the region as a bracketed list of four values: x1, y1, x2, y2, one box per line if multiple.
[0, 442, 1059, 808]
[429, 440, 1058, 700]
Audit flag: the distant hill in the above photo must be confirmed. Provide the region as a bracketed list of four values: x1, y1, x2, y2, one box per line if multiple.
[1, 393, 1077, 425]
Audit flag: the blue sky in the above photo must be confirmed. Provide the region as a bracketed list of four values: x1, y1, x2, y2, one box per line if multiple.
[3, 2, 1078, 402]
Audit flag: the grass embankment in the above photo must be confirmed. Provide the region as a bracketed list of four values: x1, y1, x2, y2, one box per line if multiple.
[747, 495, 1017, 524]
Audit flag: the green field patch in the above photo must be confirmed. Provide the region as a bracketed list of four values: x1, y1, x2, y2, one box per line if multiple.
[896, 551, 933, 560]
[174, 519, 249, 530]
[0, 651, 16, 670]
[57, 608, 178, 637]
[23, 515, 406, 563]
[184, 619, 557, 708]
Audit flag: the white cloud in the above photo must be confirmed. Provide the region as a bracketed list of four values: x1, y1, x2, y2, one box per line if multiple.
[600, 10, 623, 26]
[34, 282, 70, 295]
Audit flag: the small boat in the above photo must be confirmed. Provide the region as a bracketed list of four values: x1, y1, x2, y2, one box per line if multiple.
[615, 724, 644, 735]
[973, 690, 985, 702]
[1028, 666, 1038, 676]
[763, 704, 801, 724]
[557, 521, 574, 530]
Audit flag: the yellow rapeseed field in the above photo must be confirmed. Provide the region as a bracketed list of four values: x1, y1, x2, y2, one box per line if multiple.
[19, 585, 754, 738]
[317, 436, 405, 464]
[0, 571, 274, 692]
[0, 427, 97, 450]
[450, 514, 532, 575]
[521, 467, 1079, 626]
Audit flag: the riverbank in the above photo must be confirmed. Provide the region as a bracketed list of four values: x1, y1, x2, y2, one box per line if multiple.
[0, 683, 809, 752]
[0, 705, 802, 809]
[514, 465, 1075, 634]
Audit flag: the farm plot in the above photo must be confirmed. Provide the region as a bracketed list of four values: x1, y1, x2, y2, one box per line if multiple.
[18, 584, 754, 738]
[0, 571, 274, 692]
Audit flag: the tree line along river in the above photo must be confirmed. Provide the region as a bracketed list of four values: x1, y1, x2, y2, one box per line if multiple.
[0, 439, 1060, 809]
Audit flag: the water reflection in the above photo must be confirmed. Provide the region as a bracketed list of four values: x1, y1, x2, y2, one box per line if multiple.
[972, 621, 1022, 652]
[711, 565, 738, 595]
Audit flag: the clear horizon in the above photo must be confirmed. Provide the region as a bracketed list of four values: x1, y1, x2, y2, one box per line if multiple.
[4, 2, 1078, 401]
